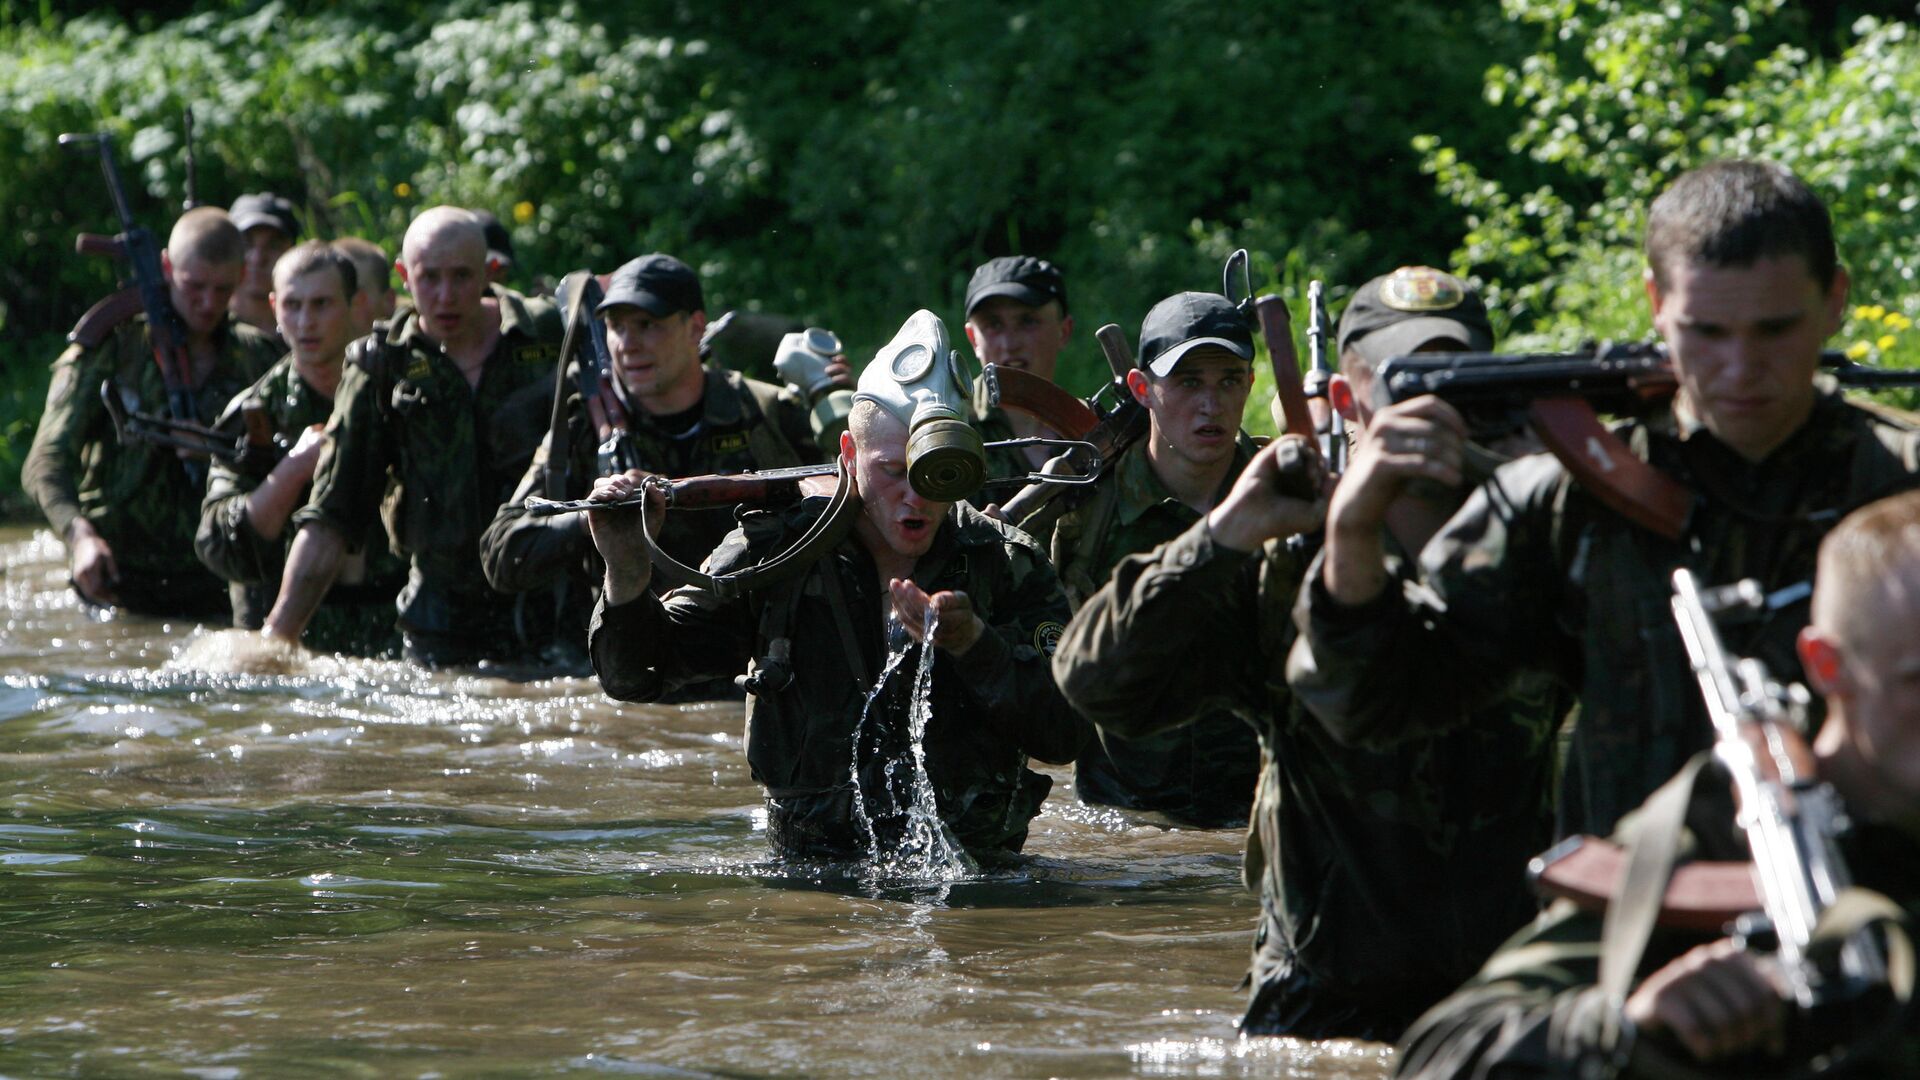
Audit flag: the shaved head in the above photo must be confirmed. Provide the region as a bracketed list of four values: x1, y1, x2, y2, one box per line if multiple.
[167, 207, 245, 267]
[401, 205, 486, 268]
[1813, 490, 1920, 652]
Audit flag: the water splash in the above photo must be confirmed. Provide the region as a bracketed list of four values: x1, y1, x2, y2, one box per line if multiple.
[847, 605, 977, 883]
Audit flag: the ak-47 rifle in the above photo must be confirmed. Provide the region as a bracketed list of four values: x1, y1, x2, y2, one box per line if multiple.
[182, 106, 200, 210]
[1376, 342, 1920, 540]
[97, 378, 286, 478]
[1302, 280, 1345, 475]
[988, 322, 1149, 533]
[551, 270, 635, 495]
[60, 129, 208, 487]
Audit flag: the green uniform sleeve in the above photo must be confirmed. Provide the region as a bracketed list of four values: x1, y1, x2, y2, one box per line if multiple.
[588, 526, 760, 702]
[1053, 518, 1274, 740]
[22, 337, 121, 544]
[194, 386, 277, 585]
[1288, 454, 1578, 749]
[480, 392, 592, 594]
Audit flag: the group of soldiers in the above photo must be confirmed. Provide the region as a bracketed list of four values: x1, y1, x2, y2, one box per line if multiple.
[24, 158, 1920, 1076]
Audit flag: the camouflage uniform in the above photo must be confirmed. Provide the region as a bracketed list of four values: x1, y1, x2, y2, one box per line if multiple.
[1395, 789, 1920, 1078]
[1049, 438, 1262, 826]
[194, 355, 405, 655]
[292, 286, 564, 666]
[1054, 519, 1563, 1040]
[591, 499, 1089, 861]
[1290, 387, 1920, 839]
[23, 313, 279, 617]
[480, 364, 823, 604]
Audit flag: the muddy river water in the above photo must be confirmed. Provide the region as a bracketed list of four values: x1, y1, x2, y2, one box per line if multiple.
[0, 523, 1391, 1078]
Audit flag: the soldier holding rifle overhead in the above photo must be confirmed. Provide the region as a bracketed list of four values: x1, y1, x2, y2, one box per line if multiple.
[1053, 268, 1564, 1040]
[1290, 160, 1920, 840]
[25, 196, 279, 618]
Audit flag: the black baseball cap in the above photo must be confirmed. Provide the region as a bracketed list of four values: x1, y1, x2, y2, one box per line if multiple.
[1337, 266, 1493, 364]
[1137, 292, 1255, 377]
[597, 254, 704, 316]
[964, 255, 1067, 317]
[472, 209, 515, 265]
[229, 192, 299, 238]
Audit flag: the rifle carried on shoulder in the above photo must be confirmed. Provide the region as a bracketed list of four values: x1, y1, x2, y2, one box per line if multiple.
[989, 325, 1149, 533]
[1303, 280, 1346, 475]
[551, 270, 635, 494]
[61, 130, 211, 486]
[97, 378, 286, 479]
[1377, 342, 1920, 540]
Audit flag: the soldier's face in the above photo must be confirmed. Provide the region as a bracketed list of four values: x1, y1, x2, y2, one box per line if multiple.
[604, 306, 705, 408]
[1131, 349, 1251, 470]
[844, 412, 949, 560]
[965, 297, 1072, 383]
[402, 234, 488, 344]
[243, 226, 293, 294]
[1809, 580, 1920, 827]
[273, 266, 354, 368]
[167, 253, 243, 338]
[1649, 254, 1848, 462]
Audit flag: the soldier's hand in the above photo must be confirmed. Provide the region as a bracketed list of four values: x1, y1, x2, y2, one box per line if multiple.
[1328, 394, 1468, 537]
[889, 581, 986, 657]
[586, 470, 662, 606]
[1206, 434, 1330, 552]
[1624, 938, 1785, 1063]
[280, 424, 329, 482]
[68, 519, 120, 607]
[823, 355, 854, 389]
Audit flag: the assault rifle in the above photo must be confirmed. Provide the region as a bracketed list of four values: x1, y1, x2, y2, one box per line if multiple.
[988, 324, 1149, 533]
[60, 130, 208, 486]
[98, 378, 286, 479]
[1302, 280, 1345, 474]
[1670, 568, 1886, 1012]
[1377, 342, 1920, 539]
[551, 270, 635, 494]
[520, 435, 1098, 518]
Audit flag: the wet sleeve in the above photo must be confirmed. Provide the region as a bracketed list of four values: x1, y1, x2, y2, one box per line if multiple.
[480, 397, 593, 594]
[588, 527, 759, 702]
[1287, 454, 1576, 749]
[194, 388, 277, 585]
[22, 340, 109, 544]
[292, 359, 388, 543]
[1395, 904, 1629, 1079]
[1052, 518, 1269, 740]
[948, 539, 1088, 764]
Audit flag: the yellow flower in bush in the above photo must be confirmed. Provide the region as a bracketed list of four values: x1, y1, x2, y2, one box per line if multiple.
[1878, 335, 1897, 351]
[394, 181, 413, 198]
[1856, 304, 1887, 322]
[1846, 341, 1872, 360]
[1886, 312, 1913, 332]
[513, 201, 535, 224]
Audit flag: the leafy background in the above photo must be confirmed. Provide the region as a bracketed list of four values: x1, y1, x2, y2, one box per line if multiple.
[3, 0, 1918, 513]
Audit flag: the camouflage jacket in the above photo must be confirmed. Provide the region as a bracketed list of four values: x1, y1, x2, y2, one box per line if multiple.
[1054, 519, 1562, 1038]
[1289, 388, 1920, 839]
[590, 499, 1089, 861]
[480, 364, 822, 600]
[292, 287, 563, 647]
[22, 312, 279, 616]
[194, 354, 406, 653]
[1049, 437, 1262, 825]
[1395, 790, 1920, 1078]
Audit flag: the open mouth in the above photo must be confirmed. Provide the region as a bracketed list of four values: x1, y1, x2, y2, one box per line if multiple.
[1193, 423, 1227, 440]
[896, 515, 930, 539]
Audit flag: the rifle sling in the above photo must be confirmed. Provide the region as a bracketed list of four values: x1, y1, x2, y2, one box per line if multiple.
[1527, 396, 1692, 541]
[639, 459, 859, 602]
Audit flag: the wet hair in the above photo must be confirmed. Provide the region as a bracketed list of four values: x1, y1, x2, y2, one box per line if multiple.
[166, 206, 246, 266]
[331, 236, 392, 298]
[1813, 488, 1920, 650]
[272, 240, 358, 298]
[847, 398, 904, 449]
[1645, 160, 1838, 291]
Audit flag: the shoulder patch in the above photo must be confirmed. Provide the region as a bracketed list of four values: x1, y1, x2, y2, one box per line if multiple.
[711, 431, 750, 454]
[1033, 620, 1065, 657]
[405, 357, 433, 381]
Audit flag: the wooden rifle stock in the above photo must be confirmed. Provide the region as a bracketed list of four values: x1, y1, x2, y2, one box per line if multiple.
[1254, 295, 1315, 444]
[1531, 834, 1762, 933]
[993, 324, 1147, 530]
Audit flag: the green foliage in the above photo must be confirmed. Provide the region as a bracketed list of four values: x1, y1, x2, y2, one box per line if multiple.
[1418, 2, 1920, 360]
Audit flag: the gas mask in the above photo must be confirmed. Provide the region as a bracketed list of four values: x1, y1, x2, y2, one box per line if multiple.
[853, 310, 986, 502]
[774, 326, 855, 457]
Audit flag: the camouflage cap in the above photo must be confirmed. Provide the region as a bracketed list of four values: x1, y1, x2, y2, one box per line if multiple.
[1336, 266, 1492, 365]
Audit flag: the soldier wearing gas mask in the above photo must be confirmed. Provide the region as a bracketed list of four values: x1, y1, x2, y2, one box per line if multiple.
[584, 310, 1088, 862]
[480, 254, 840, 648]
